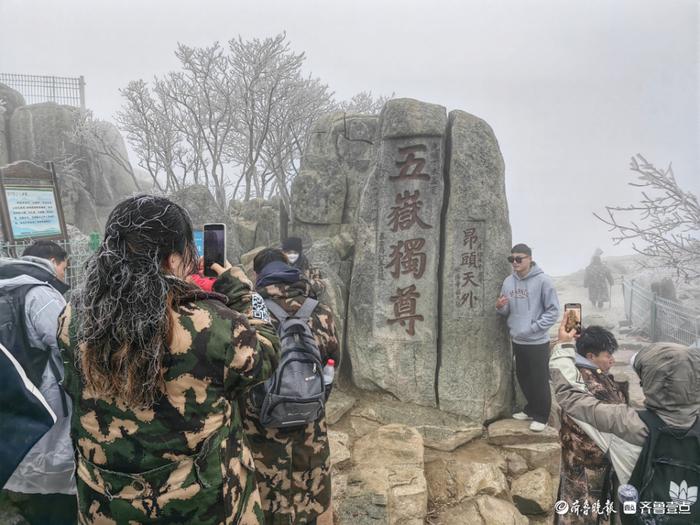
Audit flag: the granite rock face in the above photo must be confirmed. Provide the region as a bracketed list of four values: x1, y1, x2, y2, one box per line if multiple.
[230, 198, 281, 253]
[349, 398, 482, 451]
[290, 112, 379, 242]
[347, 98, 447, 408]
[438, 111, 513, 421]
[342, 424, 427, 525]
[438, 496, 529, 525]
[511, 468, 554, 515]
[7, 102, 138, 233]
[346, 101, 512, 422]
[0, 83, 26, 165]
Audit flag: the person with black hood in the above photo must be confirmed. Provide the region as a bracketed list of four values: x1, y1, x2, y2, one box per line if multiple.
[282, 236, 325, 297]
[496, 243, 560, 432]
[0, 241, 76, 525]
[242, 248, 340, 525]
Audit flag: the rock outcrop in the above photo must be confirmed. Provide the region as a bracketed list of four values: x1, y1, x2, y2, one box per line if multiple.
[345, 99, 512, 421]
[339, 424, 427, 525]
[290, 112, 379, 242]
[347, 99, 447, 409]
[5, 101, 138, 233]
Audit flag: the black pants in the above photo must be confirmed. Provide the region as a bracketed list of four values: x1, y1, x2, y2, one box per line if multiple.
[513, 342, 552, 424]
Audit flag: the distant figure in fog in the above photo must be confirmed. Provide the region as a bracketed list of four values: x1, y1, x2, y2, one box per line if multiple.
[584, 255, 614, 309]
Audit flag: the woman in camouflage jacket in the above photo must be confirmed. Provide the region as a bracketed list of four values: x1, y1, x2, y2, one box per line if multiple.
[58, 196, 280, 525]
[242, 248, 340, 525]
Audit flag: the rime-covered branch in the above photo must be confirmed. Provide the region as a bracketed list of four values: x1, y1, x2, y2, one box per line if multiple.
[594, 154, 700, 282]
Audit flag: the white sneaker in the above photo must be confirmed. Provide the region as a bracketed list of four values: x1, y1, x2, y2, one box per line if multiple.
[529, 421, 546, 432]
[512, 412, 532, 421]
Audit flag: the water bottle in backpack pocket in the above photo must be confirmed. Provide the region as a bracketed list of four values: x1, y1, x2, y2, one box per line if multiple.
[257, 298, 327, 429]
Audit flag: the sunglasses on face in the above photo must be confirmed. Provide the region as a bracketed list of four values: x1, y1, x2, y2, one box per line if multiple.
[507, 255, 528, 264]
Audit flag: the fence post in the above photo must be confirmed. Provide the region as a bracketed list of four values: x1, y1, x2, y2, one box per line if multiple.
[650, 293, 658, 342]
[629, 279, 634, 326]
[79, 76, 86, 110]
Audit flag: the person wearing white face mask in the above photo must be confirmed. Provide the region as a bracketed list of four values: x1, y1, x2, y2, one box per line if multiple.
[281, 237, 326, 298]
[281, 237, 304, 269]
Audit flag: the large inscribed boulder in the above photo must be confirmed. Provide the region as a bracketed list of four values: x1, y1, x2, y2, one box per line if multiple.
[438, 111, 513, 420]
[347, 99, 447, 407]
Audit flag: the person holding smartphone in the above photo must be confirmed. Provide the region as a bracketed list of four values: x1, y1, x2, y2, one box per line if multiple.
[496, 243, 560, 432]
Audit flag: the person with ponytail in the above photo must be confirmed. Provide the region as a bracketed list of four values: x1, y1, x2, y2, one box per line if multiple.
[56, 195, 280, 524]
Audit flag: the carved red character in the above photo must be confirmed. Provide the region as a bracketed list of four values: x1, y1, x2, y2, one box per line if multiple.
[391, 145, 429, 181]
[385, 238, 427, 279]
[387, 284, 424, 336]
[387, 190, 432, 232]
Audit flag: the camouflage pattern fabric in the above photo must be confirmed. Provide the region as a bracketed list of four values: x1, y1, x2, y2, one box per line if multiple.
[242, 278, 340, 525]
[58, 267, 280, 525]
[557, 366, 627, 525]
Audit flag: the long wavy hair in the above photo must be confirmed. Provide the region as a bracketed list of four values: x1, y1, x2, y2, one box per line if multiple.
[73, 195, 198, 408]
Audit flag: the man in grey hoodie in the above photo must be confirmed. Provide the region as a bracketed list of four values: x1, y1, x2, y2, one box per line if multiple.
[0, 241, 76, 525]
[496, 243, 560, 431]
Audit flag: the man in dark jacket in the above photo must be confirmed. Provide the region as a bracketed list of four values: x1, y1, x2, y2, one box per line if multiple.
[0, 241, 76, 525]
[242, 248, 340, 525]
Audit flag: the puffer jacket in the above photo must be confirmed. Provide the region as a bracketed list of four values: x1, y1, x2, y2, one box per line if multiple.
[550, 342, 700, 483]
[0, 256, 75, 495]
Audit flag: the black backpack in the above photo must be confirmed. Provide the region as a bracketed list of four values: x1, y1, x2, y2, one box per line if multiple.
[256, 297, 326, 429]
[623, 410, 700, 524]
[0, 283, 54, 387]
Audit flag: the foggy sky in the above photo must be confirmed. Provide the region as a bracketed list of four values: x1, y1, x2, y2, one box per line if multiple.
[1, 0, 697, 275]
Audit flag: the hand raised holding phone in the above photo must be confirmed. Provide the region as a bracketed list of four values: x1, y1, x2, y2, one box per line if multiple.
[203, 223, 226, 277]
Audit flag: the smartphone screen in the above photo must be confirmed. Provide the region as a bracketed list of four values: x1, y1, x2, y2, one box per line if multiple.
[203, 224, 226, 277]
[564, 303, 582, 334]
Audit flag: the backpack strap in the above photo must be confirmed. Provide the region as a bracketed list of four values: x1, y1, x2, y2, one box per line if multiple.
[294, 298, 318, 322]
[264, 297, 318, 323]
[264, 299, 290, 322]
[637, 409, 665, 432]
[46, 356, 69, 417]
[628, 410, 661, 497]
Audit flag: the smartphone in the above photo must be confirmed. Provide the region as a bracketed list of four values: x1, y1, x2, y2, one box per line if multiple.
[564, 303, 582, 334]
[203, 223, 226, 277]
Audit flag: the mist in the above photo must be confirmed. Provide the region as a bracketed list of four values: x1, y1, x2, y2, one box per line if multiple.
[1, 0, 697, 276]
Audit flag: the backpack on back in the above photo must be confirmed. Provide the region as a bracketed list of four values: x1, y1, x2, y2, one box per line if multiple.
[625, 410, 700, 524]
[0, 283, 52, 387]
[257, 297, 326, 429]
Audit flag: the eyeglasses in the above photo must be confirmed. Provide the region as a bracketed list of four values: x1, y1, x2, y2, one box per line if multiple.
[507, 255, 529, 264]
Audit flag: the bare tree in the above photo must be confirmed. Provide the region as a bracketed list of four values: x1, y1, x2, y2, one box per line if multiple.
[116, 33, 391, 216]
[594, 154, 700, 282]
[337, 90, 393, 114]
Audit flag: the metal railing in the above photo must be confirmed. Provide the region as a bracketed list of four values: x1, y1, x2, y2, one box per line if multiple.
[623, 277, 700, 346]
[0, 237, 95, 293]
[0, 73, 85, 109]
